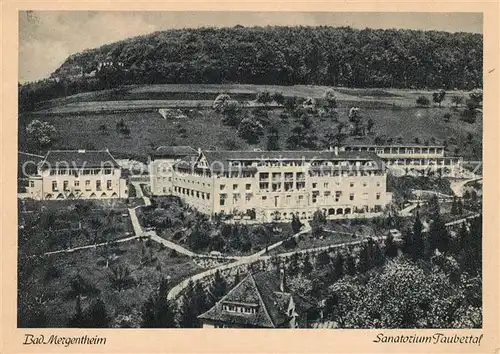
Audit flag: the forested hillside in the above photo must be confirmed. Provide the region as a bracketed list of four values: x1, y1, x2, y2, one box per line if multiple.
[19, 26, 482, 113]
[55, 26, 482, 89]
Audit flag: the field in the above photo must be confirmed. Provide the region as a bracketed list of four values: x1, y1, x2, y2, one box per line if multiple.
[18, 239, 202, 328]
[20, 84, 482, 160]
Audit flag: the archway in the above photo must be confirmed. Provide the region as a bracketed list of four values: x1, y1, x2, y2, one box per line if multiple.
[345, 208, 352, 214]
[336, 208, 343, 215]
[328, 208, 335, 215]
[56, 193, 64, 200]
[101, 192, 107, 198]
[111, 192, 118, 198]
[89, 193, 97, 198]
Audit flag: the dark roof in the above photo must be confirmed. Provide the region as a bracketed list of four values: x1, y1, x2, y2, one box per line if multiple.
[41, 150, 120, 168]
[151, 146, 197, 158]
[198, 271, 297, 328]
[202, 150, 381, 163]
[18, 152, 44, 177]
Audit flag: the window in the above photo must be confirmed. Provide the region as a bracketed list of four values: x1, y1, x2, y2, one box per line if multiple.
[107, 180, 112, 190]
[233, 184, 238, 190]
[363, 182, 368, 187]
[376, 193, 381, 200]
[312, 183, 317, 189]
[324, 182, 329, 189]
[30, 181, 34, 187]
[220, 184, 225, 191]
[63, 181, 69, 191]
[376, 182, 381, 187]
[335, 191, 342, 202]
[350, 182, 355, 187]
[96, 180, 102, 191]
[197, 191, 200, 198]
[245, 194, 252, 202]
[349, 193, 354, 201]
[74, 181, 79, 187]
[362, 193, 368, 200]
[246, 184, 251, 190]
[52, 181, 58, 191]
[104, 169, 112, 175]
[85, 180, 91, 189]
[262, 196, 267, 201]
[207, 193, 210, 200]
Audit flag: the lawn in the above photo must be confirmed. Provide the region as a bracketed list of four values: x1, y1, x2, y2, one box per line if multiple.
[18, 238, 203, 328]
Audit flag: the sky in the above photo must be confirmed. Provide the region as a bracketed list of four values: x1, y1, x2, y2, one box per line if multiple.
[19, 11, 483, 83]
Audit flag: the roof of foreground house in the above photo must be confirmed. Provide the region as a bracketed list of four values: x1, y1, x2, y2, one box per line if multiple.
[198, 271, 314, 328]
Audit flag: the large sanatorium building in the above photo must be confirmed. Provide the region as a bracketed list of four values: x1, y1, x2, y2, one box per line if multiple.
[169, 147, 392, 222]
[22, 149, 128, 200]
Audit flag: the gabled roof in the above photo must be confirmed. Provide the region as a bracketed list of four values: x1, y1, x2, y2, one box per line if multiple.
[198, 271, 296, 328]
[40, 150, 119, 168]
[151, 146, 197, 158]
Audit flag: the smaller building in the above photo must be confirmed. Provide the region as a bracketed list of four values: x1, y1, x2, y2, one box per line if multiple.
[149, 146, 197, 196]
[23, 149, 128, 200]
[198, 270, 314, 328]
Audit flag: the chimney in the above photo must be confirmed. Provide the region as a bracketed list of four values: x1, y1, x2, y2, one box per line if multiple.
[279, 267, 286, 292]
[334, 146, 339, 156]
[197, 147, 202, 155]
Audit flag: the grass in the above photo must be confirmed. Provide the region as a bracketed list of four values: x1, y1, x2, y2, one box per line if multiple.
[22, 105, 482, 160]
[20, 84, 482, 161]
[18, 238, 202, 328]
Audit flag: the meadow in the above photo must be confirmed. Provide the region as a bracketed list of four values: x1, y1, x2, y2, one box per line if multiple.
[20, 84, 482, 160]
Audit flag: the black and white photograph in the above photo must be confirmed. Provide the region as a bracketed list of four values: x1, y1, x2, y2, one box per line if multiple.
[17, 11, 483, 329]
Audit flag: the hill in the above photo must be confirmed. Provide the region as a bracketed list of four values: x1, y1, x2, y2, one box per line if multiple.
[19, 26, 482, 113]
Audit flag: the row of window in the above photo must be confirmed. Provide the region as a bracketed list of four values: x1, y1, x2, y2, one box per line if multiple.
[49, 168, 113, 176]
[312, 181, 381, 189]
[174, 177, 211, 188]
[52, 180, 113, 192]
[222, 304, 257, 314]
[220, 183, 252, 191]
[174, 186, 211, 200]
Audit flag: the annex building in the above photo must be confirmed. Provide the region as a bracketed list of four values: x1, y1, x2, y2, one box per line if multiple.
[23, 149, 128, 200]
[198, 270, 314, 328]
[340, 144, 464, 177]
[171, 148, 392, 222]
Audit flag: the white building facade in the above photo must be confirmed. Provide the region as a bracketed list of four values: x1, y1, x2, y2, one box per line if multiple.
[172, 149, 392, 222]
[23, 150, 128, 200]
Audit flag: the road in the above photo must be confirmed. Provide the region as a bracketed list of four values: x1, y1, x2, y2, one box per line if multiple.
[449, 177, 482, 197]
[44, 235, 139, 256]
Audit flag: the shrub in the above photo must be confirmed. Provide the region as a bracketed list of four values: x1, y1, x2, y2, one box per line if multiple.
[416, 96, 430, 106]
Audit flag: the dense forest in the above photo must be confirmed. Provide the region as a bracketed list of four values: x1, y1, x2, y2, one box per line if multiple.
[19, 26, 482, 111]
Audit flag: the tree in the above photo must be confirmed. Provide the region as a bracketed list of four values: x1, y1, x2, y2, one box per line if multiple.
[333, 253, 344, 280]
[291, 213, 303, 234]
[141, 277, 176, 328]
[416, 96, 430, 106]
[272, 92, 285, 105]
[98, 124, 107, 135]
[443, 112, 451, 122]
[26, 120, 57, 151]
[220, 101, 243, 126]
[212, 93, 231, 112]
[428, 216, 450, 255]
[284, 96, 297, 111]
[237, 118, 264, 144]
[384, 234, 398, 258]
[85, 298, 111, 328]
[109, 265, 134, 291]
[256, 91, 272, 105]
[366, 118, 374, 133]
[302, 254, 313, 275]
[266, 125, 280, 150]
[328, 258, 481, 328]
[451, 95, 463, 108]
[210, 270, 228, 302]
[311, 209, 326, 237]
[469, 89, 482, 105]
[68, 296, 85, 327]
[178, 280, 199, 328]
[412, 213, 425, 260]
[432, 89, 446, 107]
[345, 254, 356, 276]
[315, 251, 331, 268]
